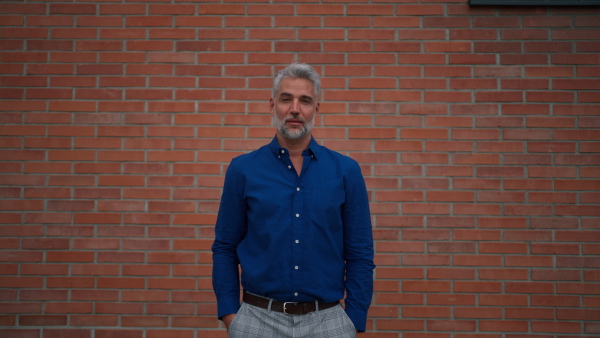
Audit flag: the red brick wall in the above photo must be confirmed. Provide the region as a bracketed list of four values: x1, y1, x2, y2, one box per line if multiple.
[1, 0, 600, 337]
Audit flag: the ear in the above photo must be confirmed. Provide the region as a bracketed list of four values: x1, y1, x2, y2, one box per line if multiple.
[315, 101, 320, 117]
[269, 98, 275, 116]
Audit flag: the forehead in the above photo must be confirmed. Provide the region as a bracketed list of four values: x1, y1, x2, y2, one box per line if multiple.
[276, 78, 315, 98]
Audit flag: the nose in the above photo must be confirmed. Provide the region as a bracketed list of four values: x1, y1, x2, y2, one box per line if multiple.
[290, 99, 300, 113]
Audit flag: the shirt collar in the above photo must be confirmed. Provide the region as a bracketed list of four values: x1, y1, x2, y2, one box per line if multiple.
[269, 135, 320, 160]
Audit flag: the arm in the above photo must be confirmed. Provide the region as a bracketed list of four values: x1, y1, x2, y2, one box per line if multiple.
[342, 161, 375, 333]
[222, 313, 236, 329]
[212, 161, 247, 320]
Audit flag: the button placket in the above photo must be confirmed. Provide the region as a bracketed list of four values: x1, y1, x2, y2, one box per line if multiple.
[290, 156, 304, 297]
[288, 148, 315, 301]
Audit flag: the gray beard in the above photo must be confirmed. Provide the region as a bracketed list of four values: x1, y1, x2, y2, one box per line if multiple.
[272, 114, 315, 140]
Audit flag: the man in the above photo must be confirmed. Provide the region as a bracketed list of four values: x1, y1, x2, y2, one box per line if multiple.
[212, 63, 375, 337]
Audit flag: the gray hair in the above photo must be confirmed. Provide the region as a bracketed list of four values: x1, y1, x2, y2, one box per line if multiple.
[272, 63, 321, 100]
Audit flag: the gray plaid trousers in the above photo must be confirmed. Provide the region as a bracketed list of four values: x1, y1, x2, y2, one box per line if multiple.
[228, 302, 357, 338]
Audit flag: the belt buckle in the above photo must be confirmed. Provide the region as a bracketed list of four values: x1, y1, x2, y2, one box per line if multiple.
[283, 302, 296, 314]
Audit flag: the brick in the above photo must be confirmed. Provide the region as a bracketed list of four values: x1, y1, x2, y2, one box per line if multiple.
[0, 15, 24, 26]
[120, 291, 169, 303]
[146, 330, 195, 338]
[347, 29, 393, 41]
[578, 41, 600, 52]
[450, 29, 495, 42]
[402, 153, 448, 164]
[474, 14, 520, 27]
[403, 203, 450, 215]
[175, 16, 221, 27]
[69, 315, 117, 327]
[96, 200, 144, 212]
[553, 53, 600, 65]
[248, 29, 295, 41]
[555, 79, 600, 90]
[172, 316, 217, 328]
[554, 28, 600, 40]
[428, 319, 476, 332]
[579, 92, 600, 102]
[196, 4, 244, 15]
[428, 294, 476, 308]
[19, 315, 67, 326]
[345, 5, 392, 15]
[423, 16, 470, 28]
[249, 4, 295, 15]
[1, 27, 48, 39]
[96, 330, 143, 338]
[526, 66, 574, 77]
[399, 4, 446, 15]
[292, 4, 341, 15]
[147, 4, 194, 15]
[377, 319, 424, 331]
[403, 306, 451, 319]
[424, 41, 472, 53]
[43, 329, 91, 338]
[0, 2, 46, 14]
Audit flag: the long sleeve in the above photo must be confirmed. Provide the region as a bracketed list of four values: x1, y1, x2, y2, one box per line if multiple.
[211, 138, 376, 330]
[211, 160, 247, 320]
[342, 161, 376, 332]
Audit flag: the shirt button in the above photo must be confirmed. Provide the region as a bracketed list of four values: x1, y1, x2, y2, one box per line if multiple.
[287, 165, 292, 169]
[295, 213, 300, 217]
[295, 266, 298, 270]
[281, 149, 285, 154]
[295, 240, 299, 244]
[294, 292, 298, 296]
[296, 187, 300, 191]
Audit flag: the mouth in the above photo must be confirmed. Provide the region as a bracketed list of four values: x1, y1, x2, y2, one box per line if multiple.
[285, 118, 304, 127]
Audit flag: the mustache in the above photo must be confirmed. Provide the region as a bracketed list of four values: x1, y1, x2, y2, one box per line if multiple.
[283, 115, 306, 123]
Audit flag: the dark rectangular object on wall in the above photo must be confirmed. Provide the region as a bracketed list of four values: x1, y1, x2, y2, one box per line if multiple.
[470, 0, 600, 5]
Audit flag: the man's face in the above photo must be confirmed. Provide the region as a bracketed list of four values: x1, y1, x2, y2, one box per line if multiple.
[270, 77, 319, 140]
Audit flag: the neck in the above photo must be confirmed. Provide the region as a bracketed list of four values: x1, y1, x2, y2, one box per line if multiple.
[276, 132, 311, 157]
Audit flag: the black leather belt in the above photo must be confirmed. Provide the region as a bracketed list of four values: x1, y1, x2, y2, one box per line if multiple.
[243, 290, 339, 315]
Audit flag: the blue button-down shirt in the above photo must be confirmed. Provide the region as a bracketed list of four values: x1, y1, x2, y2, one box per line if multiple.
[212, 136, 375, 332]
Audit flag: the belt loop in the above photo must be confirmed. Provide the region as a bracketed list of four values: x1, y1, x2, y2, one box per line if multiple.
[267, 298, 273, 311]
[315, 300, 319, 311]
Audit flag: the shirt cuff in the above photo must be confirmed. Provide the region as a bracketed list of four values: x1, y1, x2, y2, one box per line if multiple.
[345, 307, 367, 332]
[217, 298, 241, 321]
